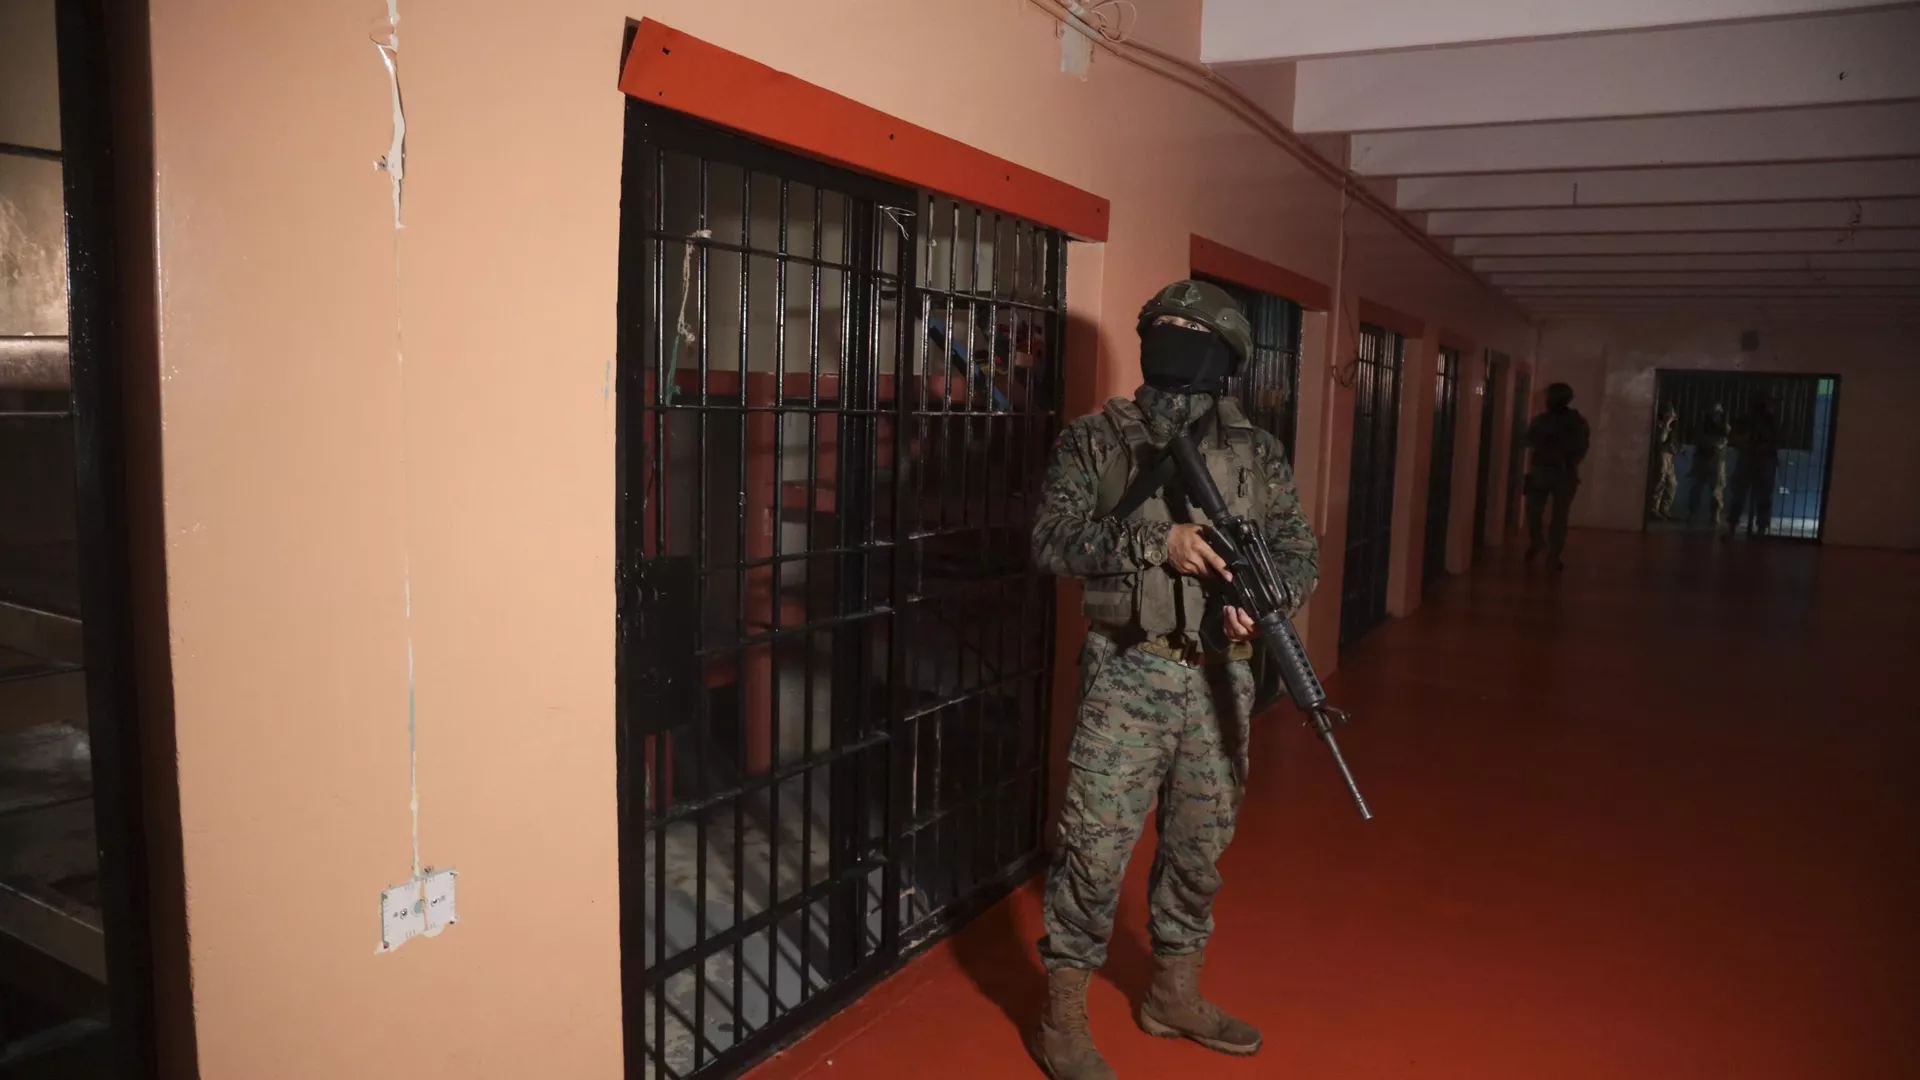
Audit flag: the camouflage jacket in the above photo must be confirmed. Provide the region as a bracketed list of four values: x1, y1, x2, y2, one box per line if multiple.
[1694, 415, 1731, 456]
[1654, 416, 1678, 454]
[1031, 387, 1319, 619]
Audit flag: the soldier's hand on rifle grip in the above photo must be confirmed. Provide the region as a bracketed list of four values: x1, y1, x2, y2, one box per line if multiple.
[1166, 523, 1232, 580]
[1221, 606, 1257, 641]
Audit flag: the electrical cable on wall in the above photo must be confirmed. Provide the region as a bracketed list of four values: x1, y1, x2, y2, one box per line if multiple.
[372, 0, 456, 954]
[1080, 1, 1138, 42]
[1026, 0, 1521, 317]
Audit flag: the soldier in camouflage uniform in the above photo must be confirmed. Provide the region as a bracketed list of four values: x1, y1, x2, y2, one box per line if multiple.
[1649, 403, 1679, 520]
[1028, 280, 1319, 1080]
[1521, 382, 1591, 571]
[1725, 396, 1781, 540]
[1687, 403, 1732, 525]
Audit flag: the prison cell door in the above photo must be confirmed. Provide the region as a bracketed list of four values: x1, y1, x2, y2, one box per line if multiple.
[1473, 351, 1506, 549]
[614, 100, 1065, 1080]
[1341, 324, 1403, 648]
[1424, 346, 1461, 591]
[1505, 370, 1531, 537]
[896, 193, 1066, 949]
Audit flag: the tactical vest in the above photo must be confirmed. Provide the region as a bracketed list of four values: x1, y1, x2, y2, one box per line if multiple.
[1082, 396, 1268, 638]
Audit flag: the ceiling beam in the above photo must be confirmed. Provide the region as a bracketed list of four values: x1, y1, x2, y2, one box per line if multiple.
[1290, 8, 1920, 133]
[1397, 159, 1920, 211]
[1453, 229, 1920, 255]
[1494, 269, 1920, 287]
[1426, 199, 1920, 236]
[1528, 299, 1920, 318]
[1199, 0, 1896, 64]
[1475, 252, 1920, 272]
[1350, 102, 1920, 177]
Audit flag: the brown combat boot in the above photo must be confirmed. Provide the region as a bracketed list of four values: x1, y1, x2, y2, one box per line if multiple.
[1031, 967, 1117, 1079]
[1138, 949, 1262, 1056]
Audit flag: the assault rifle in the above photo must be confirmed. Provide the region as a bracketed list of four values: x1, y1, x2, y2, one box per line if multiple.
[1166, 431, 1374, 821]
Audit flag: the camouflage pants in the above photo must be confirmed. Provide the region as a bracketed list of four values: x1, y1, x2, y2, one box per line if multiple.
[1650, 453, 1677, 517]
[1687, 461, 1725, 524]
[1727, 455, 1778, 533]
[1038, 633, 1254, 971]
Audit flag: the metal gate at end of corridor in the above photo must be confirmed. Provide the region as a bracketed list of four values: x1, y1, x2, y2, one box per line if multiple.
[613, 102, 1067, 1080]
[1646, 370, 1841, 541]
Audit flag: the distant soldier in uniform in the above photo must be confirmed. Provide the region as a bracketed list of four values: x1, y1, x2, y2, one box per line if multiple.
[1725, 396, 1781, 540]
[1521, 382, 1591, 571]
[1029, 280, 1319, 1079]
[1649, 403, 1679, 520]
[1688, 403, 1732, 525]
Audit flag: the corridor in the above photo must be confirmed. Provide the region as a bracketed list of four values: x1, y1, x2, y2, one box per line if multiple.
[746, 532, 1920, 1080]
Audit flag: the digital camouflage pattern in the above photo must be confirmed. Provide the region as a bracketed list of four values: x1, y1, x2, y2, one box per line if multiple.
[1031, 387, 1319, 621]
[1038, 632, 1255, 970]
[1032, 386, 1316, 972]
[1650, 410, 1679, 519]
[1689, 410, 1732, 523]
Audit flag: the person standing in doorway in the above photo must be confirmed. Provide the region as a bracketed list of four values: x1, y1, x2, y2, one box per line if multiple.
[1028, 280, 1319, 1079]
[1725, 396, 1781, 540]
[1687, 403, 1732, 526]
[1522, 382, 1592, 570]
[1649, 403, 1679, 520]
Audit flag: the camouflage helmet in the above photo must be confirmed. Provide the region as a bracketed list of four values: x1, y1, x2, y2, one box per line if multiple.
[1137, 279, 1254, 368]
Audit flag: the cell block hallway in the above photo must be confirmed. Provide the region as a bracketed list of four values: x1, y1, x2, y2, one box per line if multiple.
[740, 535, 1920, 1080]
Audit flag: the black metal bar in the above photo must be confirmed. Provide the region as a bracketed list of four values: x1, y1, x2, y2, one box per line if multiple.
[767, 177, 790, 1021]
[902, 766, 1046, 837]
[53, 0, 166, 1073]
[1424, 346, 1459, 590]
[881, 190, 916, 958]
[617, 103, 652, 1077]
[642, 855, 891, 991]
[731, 163, 752, 1054]
[647, 139, 671, 1080]
[642, 233, 864, 272]
[690, 152, 713, 1073]
[1816, 376, 1841, 543]
[0, 139, 63, 161]
[799, 187, 823, 1007]
[824, 192, 867, 981]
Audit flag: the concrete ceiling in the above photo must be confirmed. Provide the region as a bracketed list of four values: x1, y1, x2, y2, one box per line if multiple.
[1206, 0, 1920, 317]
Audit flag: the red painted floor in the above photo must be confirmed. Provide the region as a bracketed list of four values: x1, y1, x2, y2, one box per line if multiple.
[747, 532, 1920, 1080]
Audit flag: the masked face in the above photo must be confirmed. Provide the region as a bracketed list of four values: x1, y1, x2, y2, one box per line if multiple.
[1139, 321, 1233, 394]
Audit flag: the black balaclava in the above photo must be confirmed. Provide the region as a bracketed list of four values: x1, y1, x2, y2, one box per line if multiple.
[1140, 322, 1234, 395]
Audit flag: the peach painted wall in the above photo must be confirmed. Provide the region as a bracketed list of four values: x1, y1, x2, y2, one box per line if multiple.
[136, 1, 1531, 1076]
[1536, 316, 1920, 550]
